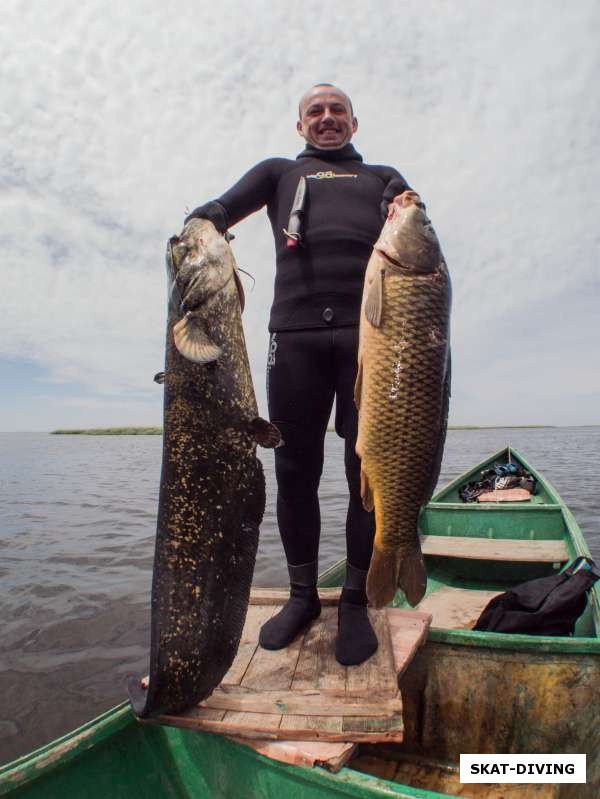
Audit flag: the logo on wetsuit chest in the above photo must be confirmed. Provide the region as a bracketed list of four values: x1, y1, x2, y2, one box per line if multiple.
[306, 171, 358, 180]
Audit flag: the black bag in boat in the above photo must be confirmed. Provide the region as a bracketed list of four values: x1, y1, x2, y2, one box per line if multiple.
[473, 557, 600, 636]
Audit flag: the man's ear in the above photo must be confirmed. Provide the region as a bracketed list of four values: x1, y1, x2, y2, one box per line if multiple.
[352, 116, 358, 133]
[296, 119, 305, 138]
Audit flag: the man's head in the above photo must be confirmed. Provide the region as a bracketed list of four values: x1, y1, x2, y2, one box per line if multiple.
[297, 83, 358, 150]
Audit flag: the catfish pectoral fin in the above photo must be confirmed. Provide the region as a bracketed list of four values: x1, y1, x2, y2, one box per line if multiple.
[153, 371, 165, 384]
[249, 417, 283, 448]
[397, 549, 427, 607]
[366, 547, 400, 608]
[173, 314, 222, 363]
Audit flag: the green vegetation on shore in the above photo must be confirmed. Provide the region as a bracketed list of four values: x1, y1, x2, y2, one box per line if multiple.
[52, 424, 554, 436]
[51, 427, 163, 435]
[447, 425, 553, 430]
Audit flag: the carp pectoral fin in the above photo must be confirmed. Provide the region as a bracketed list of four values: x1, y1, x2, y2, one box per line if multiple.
[364, 268, 384, 327]
[366, 547, 400, 609]
[173, 315, 222, 364]
[360, 469, 374, 512]
[354, 358, 363, 410]
[250, 417, 283, 448]
[397, 550, 428, 607]
[233, 268, 245, 313]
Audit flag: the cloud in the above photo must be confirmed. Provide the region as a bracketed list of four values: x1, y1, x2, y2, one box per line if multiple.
[0, 0, 599, 429]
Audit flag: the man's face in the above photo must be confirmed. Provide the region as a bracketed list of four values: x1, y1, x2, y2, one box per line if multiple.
[297, 87, 358, 150]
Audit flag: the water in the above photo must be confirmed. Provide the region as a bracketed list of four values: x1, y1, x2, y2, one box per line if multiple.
[1, 428, 599, 765]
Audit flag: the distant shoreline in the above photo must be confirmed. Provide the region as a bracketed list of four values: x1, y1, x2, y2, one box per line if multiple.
[50, 425, 559, 436]
[51, 427, 163, 435]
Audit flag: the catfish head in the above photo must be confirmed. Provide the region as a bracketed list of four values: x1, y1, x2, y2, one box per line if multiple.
[166, 219, 242, 364]
[375, 191, 440, 275]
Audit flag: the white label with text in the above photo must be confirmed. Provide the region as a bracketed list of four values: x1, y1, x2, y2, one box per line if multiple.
[460, 754, 586, 783]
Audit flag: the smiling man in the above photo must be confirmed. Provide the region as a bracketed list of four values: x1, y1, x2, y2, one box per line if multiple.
[185, 83, 412, 666]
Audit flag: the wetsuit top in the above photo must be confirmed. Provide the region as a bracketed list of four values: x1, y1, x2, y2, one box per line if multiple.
[200, 143, 410, 331]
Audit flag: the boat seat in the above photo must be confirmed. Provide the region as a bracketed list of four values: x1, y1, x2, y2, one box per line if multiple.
[420, 535, 568, 563]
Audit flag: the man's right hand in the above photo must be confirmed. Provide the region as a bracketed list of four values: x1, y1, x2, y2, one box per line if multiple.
[184, 201, 229, 234]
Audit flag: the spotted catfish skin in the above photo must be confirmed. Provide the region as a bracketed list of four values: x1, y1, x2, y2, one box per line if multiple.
[355, 191, 451, 609]
[128, 219, 280, 718]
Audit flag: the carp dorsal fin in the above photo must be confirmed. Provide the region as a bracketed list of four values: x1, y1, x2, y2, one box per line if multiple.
[173, 314, 222, 364]
[249, 417, 283, 448]
[364, 268, 384, 327]
[360, 468, 374, 512]
[233, 268, 245, 313]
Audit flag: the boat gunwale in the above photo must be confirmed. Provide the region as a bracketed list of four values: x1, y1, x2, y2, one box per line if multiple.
[0, 703, 131, 794]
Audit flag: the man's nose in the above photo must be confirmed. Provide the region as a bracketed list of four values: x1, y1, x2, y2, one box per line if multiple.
[321, 107, 335, 124]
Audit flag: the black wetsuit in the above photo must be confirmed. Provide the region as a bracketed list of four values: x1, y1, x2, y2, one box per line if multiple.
[191, 143, 410, 570]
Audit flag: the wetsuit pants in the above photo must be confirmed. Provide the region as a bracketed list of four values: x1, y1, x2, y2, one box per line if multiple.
[266, 326, 375, 570]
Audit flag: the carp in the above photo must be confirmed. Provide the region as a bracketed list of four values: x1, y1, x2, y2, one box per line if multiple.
[128, 218, 280, 718]
[355, 191, 451, 609]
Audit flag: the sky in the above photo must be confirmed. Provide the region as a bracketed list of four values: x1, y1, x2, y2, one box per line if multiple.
[1, 0, 599, 431]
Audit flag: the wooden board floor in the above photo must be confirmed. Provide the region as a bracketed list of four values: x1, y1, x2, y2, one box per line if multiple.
[415, 586, 501, 630]
[155, 597, 431, 745]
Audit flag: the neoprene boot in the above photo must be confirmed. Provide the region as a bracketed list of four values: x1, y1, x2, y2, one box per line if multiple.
[259, 560, 321, 650]
[335, 562, 378, 666]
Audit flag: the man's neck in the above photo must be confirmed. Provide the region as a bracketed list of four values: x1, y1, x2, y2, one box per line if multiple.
[296, 142, 363, 162]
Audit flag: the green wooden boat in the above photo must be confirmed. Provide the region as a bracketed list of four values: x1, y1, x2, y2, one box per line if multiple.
[2, 447, 598, 799]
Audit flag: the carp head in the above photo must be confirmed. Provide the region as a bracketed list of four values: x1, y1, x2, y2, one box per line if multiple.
[166, 219, 242, 364]
[375, 191, 441, 274]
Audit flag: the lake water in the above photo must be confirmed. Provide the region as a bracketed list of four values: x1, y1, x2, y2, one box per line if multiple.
[1, 427, 599, 765]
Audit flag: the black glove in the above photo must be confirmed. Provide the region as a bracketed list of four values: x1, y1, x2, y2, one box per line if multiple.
[184, 200, 229, 233]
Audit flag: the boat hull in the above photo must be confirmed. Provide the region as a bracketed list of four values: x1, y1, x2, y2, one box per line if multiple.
[400, 639, 599, 798]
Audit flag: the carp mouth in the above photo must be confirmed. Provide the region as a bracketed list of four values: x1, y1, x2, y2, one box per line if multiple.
[374, 247, 410, 272]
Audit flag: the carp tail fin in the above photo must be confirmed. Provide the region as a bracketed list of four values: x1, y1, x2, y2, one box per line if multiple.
[397, 549, 428, 607]
[366, 547, 400, 609]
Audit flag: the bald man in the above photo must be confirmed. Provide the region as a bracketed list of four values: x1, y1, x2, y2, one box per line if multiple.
[186, 84, 412, 665]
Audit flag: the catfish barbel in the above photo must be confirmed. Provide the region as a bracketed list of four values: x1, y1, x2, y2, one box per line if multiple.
[355, 191, 451, 609]
[128, 218, 280, 717]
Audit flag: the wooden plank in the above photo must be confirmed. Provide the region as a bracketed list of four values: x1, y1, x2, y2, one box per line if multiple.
[346, 610, 397, 695]
[156, 713, 403, 742]
[222, 605, 304, 730]
[280, 608, 346, 735]
[288, 607, 346, 692]
[420, 535, 568, 563]
[222, 604, 277, 685]
[203, 686, 402, 716]
[415, 586, 501, 630]
[385, 609, 431, 677]
[344, 611, 402, 736]
[230, 738, 357, 772]
[250, 587, 341, 605]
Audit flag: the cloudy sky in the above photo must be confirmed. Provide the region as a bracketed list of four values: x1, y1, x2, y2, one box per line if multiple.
[1, 0, 598, 431]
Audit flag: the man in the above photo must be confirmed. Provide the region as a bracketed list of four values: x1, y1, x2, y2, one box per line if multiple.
[185, 84, 412, 666]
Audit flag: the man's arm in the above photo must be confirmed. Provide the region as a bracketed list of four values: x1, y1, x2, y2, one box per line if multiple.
[185, 159, 286, 231]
